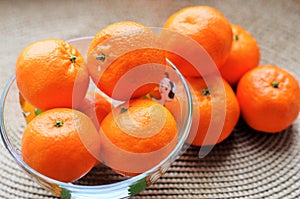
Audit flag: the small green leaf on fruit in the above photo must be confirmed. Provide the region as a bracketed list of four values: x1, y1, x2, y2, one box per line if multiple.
[34, 109, 42, 115]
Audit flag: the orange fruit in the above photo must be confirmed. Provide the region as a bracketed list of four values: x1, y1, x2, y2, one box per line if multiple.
[220, 24, 260, 86]
[163, 6, 233, 77]
[21, 108, 100, 182]
[186, 77, 240, 146]
[86, 21, 166, 101]
[99, 98, 178, 176]
[76, 91, 112, 130]
[236, 65, 300, 133]
[19, 93, 42, 123]
[15, 38, 90, 111]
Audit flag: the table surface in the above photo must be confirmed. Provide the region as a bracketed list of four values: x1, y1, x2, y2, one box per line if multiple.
[0, 0, 299, 198]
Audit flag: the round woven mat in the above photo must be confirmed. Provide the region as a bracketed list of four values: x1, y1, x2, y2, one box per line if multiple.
[137, 119, 300, 198]
[2, 119, 300, 198]
[0, 0, 299, 198]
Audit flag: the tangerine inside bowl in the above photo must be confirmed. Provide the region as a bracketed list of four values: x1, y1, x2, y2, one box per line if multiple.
[0, 36, 193, 198]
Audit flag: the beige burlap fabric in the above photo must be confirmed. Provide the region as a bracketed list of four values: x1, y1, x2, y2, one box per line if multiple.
[0, 0, 299, 198]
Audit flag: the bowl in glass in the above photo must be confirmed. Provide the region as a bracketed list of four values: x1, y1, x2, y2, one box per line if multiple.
[0, 36, 193, 198]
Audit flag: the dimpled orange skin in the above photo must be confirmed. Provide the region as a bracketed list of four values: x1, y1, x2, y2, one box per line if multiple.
[101, 99, 177, 153]
[15, 39, 90, 111]
[236, 65, 300, 133]
[87, 21, 148, 55]
[186, 77, 240, 146]
[220, 24, 260, 86]
[21, 108, 100, 183]
[100, 99, 178, 176]
[163, 6, 233, 77]
[87, 21, 166, 100]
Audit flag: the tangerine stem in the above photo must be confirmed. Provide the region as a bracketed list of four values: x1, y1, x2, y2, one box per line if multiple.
[96, 53, 106, 62]
[69, 55, 76, 63]
[120, 106, 128, 113]
[271, 81, 279, 88]
[233, 35, 239, 41]
[202, 88, 211, 96]
[54, 120, 63, 127]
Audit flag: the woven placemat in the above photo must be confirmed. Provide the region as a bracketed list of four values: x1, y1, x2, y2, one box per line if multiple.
[136, 119, 300, 198]
[0, 0, 299, 198]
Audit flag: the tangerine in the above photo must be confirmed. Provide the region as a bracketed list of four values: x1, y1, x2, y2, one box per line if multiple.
[163, 6, 233, 77]
[87, 21, 166, 101]
[21, 108, 100, 182]
[99, 98, 178, 176]
[15, 39, 90, 111]
[186, 76, 240, 146]
[236, 65, 300, 133]
[220, 24, 260, 86]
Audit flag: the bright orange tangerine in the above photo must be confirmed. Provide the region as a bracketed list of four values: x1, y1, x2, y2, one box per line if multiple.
[21, 108, 100, 182]
[15, 39, 90, 111]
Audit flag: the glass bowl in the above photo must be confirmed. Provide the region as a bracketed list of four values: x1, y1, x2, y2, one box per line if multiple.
[0, 36, 193, 198]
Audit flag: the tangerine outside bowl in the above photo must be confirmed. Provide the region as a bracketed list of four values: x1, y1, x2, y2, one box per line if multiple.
[0, 36, 193, 198]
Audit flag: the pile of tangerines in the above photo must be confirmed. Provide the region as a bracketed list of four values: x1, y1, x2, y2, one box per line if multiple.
[15, 6, 300, 183]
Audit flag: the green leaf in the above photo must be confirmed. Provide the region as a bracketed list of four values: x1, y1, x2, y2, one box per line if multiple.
[60, 188, 71, 199]
[128, 178, 147, 196]
[34, 108, 42, 115]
